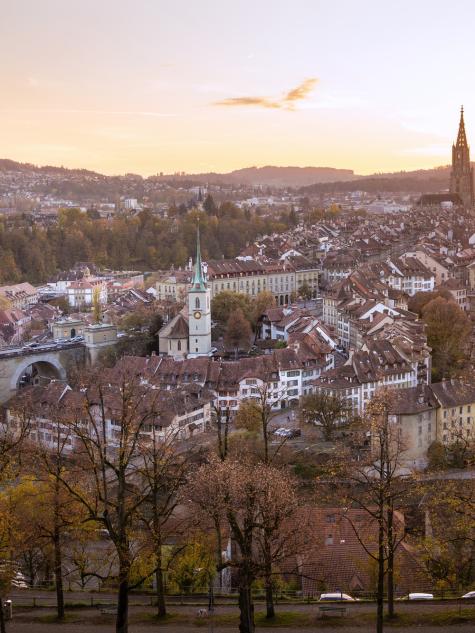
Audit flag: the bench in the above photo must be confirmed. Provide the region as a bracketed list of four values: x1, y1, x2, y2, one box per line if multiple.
[100, 608, 116, 615]
[318, 605, 347, 617]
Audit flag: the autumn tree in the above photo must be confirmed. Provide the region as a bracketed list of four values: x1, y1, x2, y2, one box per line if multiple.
[92, 285, 102, 324]
[422, 297, 471, 379]
[189, 458, 299, 633]
[407, 288, 452, 317]
[250, 291, 276, 332]
[0, 397, 31, 631]
[326, 390, 417, 631]
[211, 291, 253, 327]
[136, 432, 188, 617]
[298, 281, 313, 303]
[53, 367, 163, 633]
[224, 309, 252, 358]
[234, 400, 262, 434]
[419, 480, 475, 592]
[300, 392, 350, 441]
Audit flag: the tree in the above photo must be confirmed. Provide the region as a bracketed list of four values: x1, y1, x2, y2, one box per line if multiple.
[234, 400, 262, 434]
[189, 458, 299, 633]
[136, 432, 188, 617]
[92, 286, 102, 324]
[300, 392, 350, 441]
[211, 291, 253, 327]
[327, 390, 417, 631]
[419, 480, 475, 592]
[298, 281, 313, 303]
[422, 297, 471, 379]
[203, 194, 218, 216]
[168, 539, 215, 594]
[407, 289, 452, 317]
[51, 367, 163, 633]
[0, 398, 31, 631]
[224, 309, 252, 358]
[250, 291, 275, 332]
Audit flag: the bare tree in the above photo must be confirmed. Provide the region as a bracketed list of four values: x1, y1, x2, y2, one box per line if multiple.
[136, 431, 188, 618]
[52, 367, 162, 633]
[189, 457, 299, 633]
[300, 391, 350, 441]
[324, 389, 416, 632]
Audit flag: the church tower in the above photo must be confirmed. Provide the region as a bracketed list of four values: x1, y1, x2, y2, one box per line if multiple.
[188, 225, 212, 357]
[450, 106, 474, 209]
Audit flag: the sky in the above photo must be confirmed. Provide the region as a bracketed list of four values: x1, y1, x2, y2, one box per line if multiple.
[1, 0, 475, 176]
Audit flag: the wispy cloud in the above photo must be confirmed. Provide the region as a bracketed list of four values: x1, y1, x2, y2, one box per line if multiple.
[213, 78, 318, 111]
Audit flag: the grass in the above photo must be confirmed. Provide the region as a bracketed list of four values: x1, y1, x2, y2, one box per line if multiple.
[35, 613, 83, 624]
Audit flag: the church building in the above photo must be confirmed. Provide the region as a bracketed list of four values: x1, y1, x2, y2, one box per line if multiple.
[450, 106, 474, 209]
[158, 227, 212, 358]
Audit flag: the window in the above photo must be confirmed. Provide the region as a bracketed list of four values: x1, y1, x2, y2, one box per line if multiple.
[178, 340, 181, 351]
[325, 534, 334, 545]
[195, 297, 200, 309]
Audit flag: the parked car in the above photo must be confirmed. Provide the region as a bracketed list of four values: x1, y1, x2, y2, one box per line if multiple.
[400, 593, 434, 601]
[319, 592, 356, 602]
[462, 590, 475, 599]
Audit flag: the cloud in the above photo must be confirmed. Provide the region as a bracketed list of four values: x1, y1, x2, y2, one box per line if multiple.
[213, 78, 318, 110]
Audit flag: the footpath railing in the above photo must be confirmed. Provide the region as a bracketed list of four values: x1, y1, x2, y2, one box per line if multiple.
[9, 587, 475, 608]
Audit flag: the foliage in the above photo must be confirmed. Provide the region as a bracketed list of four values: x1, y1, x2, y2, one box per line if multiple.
[299, 392, 350, 441]
[211, 291, 253, 326]
[234, 400, 262, 433]
[224, 308, 252, 356]
[0, 206, 292, 284]
[168, 540, 215, 594]
[421, 297, 471, 379]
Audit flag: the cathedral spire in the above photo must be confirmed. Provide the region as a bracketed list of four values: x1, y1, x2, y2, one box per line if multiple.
[456, 105, 468, 148]
[450, 105, 474, 208]
[192, 222, 206, 290]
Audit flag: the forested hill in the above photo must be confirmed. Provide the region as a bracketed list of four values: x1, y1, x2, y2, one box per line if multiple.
[0, 158, 459, 190]
[0, 206, 295, 285]
[299, 166, 452, 194]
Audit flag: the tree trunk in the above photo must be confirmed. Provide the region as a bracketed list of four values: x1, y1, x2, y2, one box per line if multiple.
[263, 537, 274, 619]
[53, 526, 65, 620]
[155, 562, 166, 618]
[0, 597, 5, 633]
[238, 582, 255, 633]
[264, 571, 275, 619]
[377, 525, 385, 633]
[387, 500, 395, 619]
[116, 562, 129, 633]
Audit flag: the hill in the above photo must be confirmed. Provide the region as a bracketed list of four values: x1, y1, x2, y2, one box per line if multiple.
[0, 158, 457, 191]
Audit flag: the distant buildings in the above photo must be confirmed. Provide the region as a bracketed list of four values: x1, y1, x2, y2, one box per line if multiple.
[0, 282, 38, 309]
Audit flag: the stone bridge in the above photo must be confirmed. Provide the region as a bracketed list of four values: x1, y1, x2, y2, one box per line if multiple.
[0, 343, 86, 404]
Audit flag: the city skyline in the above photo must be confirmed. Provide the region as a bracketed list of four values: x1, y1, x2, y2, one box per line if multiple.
[1, 0, 475, 175]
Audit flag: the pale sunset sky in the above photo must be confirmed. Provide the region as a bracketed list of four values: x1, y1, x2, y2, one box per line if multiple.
[1, 0, 474, 176]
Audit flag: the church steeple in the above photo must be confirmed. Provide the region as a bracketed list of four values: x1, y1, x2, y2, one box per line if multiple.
[450, 106, 474, 209]
[191, 223, 206, 291]
[188, 222, 212, 357]
[455, 106, 468, 149]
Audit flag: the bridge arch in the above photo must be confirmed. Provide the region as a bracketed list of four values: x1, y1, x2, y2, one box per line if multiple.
[10, 354, 67, 391]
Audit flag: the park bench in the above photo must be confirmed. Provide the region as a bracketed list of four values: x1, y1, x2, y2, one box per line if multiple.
[100, 607, 116, 615]
[318, 604, 347, 617]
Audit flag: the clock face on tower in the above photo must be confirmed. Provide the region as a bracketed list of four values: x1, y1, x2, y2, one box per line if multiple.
[194, 310, 201, 320]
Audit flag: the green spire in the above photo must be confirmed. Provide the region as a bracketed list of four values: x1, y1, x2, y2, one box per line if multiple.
[192, 223, 206, 290]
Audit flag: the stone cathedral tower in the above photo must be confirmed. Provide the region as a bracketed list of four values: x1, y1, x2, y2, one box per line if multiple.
[450, 106, 474, 209]
[187, 226, 212, 357]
